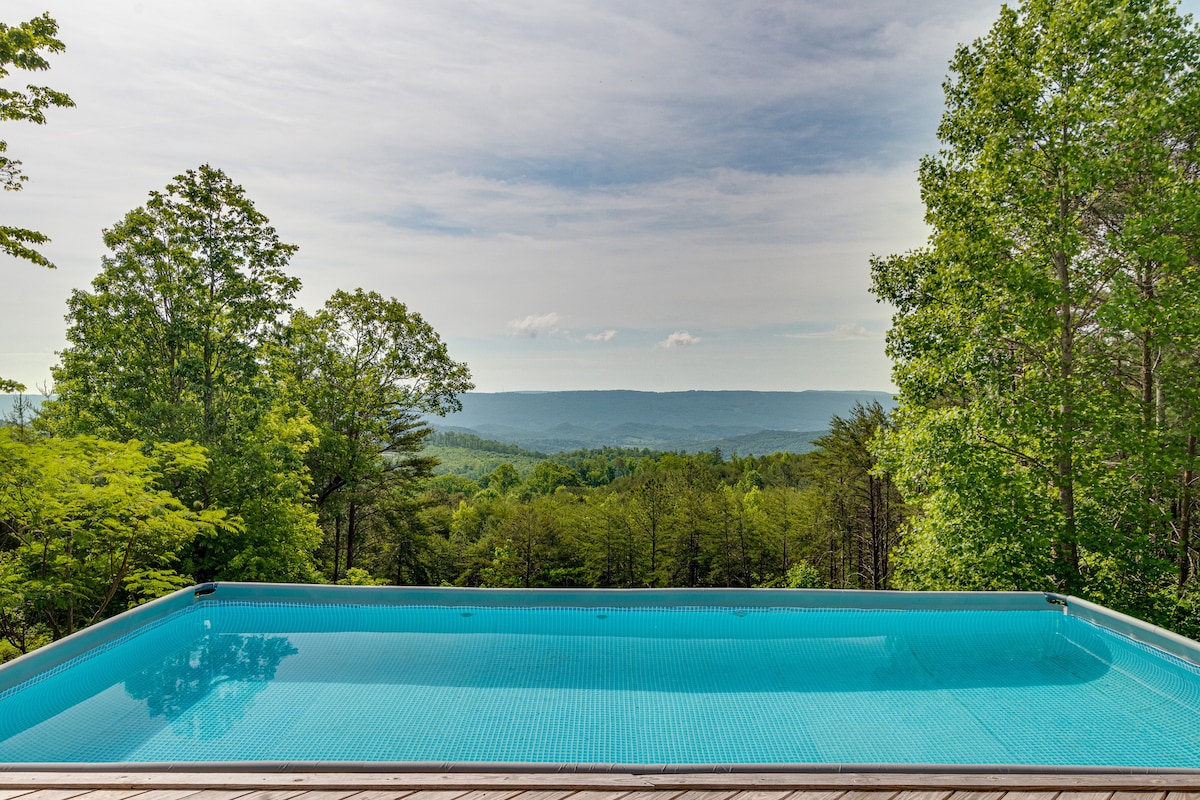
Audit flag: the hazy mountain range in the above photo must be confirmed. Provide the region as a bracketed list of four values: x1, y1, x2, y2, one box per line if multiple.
[0, 390, 897, 456]
[426, 390, 896, 454]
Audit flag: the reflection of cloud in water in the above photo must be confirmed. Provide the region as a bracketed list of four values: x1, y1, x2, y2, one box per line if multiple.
[124, 634, 297, 738]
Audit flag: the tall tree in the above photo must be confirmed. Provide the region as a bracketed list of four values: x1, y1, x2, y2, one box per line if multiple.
[277, 288, 472, 581]
[806, 402, 904, 589]
[42, 165, 323, 582]
[46, 165, 300, 445]
[871, 0, 1200, 628]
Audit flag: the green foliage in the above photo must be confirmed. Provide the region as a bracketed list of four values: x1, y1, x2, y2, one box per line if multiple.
[424, 432, 547, 481]
[44, 164, 300, 445]
[783, 561, 823, 589]
[525, 461, 582, 495]
[2, 162, 473, 646]
[872, 0, 1200, 630]
[0, 12, 74, 270]
[481, 463, 521, 495]
[428, 431, 546, 458]
[41, 165, 321, 583]
[426, 445, 545, 482]
[190, 403, 322, 583]
[337, 567, 388, 586]
[0, 431, 222, 651]
[408, 416, 903, 593]
[276, 288, 472, 581]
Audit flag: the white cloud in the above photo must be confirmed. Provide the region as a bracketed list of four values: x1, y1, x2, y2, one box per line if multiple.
[585, 329, 617, 342]
[659, 331, 701, 349]
[508, 312, 562, 337]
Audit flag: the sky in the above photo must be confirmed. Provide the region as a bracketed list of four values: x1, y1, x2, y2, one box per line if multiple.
[4, 1, 1192, 394]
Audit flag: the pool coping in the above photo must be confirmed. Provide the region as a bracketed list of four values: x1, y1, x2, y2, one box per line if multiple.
[3, 769, 1200, 791]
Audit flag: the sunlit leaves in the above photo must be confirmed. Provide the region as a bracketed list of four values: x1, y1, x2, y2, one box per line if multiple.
[0, 432, 221, 650]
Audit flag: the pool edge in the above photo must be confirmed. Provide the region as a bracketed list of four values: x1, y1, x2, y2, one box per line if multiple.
[1055, 593, 1200, 667]
[0, 584, 203, 695]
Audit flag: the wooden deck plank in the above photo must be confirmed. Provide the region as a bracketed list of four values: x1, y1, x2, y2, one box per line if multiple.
[565, 792, 633, 800]
[947, 792, 1005, 800]
[725, 790, 796, 800]
[8, 791, 97, 800]
[400, 792, 470, 800]
[778, 791, 846, 800]
[670, 791, 740, 800]
[1000, 793, 1059, 800]
[838, 792, 897, 800]
[341, 791, 415, 800]
[289, 792, 363, 800]
[1165, 794, 1200, 800]
[892, 791, 953, 800]
[236, 791, 307, 800]
[451, 792, 522, 800]
[617, 792, 683, 800]
[133, 792, 229, 800]
[1058, 792, 1113, 800]
[1112, 793, 1165, 800]
[0, 791, 37, 800]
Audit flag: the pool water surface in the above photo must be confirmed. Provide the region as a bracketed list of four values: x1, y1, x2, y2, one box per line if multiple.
[0, 589, 1198, 768]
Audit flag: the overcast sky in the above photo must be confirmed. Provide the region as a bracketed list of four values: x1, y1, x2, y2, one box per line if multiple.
[4, 1, 1193, 393]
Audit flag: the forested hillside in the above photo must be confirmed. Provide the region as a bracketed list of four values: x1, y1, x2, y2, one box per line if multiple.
[365, 402, 903, 595]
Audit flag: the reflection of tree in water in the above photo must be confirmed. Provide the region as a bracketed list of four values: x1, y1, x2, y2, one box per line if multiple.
[124, 634, 297, 738]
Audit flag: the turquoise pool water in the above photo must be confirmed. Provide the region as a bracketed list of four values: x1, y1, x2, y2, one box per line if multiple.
[1, 594, 1199, 767]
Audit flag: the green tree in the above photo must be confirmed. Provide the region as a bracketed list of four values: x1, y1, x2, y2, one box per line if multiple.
[805, 402, 904, 589]
[525, 461, 582, 495]
[278, 288, 472, 581]
[45, 165, 300, 445]
[481, 462, 521, 495]
[871, 0, 1200, 627]
[1, 12, 73, 393]
[42, 165, 323, 582]
[0, 431, 226, 653]
[1, 12, 73, 272]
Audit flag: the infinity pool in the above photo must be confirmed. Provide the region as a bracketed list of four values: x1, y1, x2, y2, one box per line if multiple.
[1, 585, 1198, 769]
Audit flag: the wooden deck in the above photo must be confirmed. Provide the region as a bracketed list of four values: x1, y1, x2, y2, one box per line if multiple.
[2, 771, 1200, 800]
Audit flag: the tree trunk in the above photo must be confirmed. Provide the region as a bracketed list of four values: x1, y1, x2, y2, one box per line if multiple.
[1180, 434, 1196, 591]
[346, 502, 358, 572]
[1054, 234, 1078, 590]
[333, 512, 343, 582]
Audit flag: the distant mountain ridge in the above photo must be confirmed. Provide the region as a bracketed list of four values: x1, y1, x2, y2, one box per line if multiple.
[1, 390, 897, 456]
[426, 390, 895, 454]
